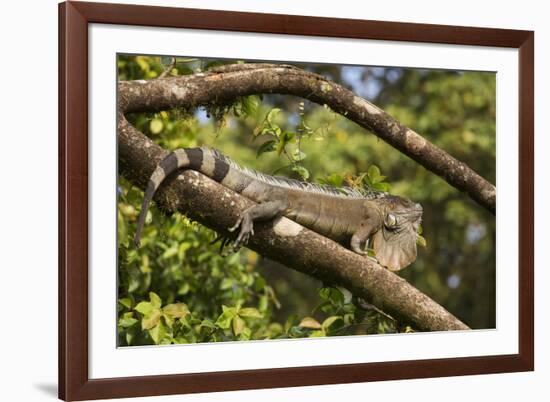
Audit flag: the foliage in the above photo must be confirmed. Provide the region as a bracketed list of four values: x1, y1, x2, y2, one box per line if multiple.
[118, 177, 283, 345]
[117, 54, 496, 345]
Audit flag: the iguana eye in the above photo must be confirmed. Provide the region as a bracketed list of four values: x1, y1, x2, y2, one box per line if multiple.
[385, 213, 397, 229]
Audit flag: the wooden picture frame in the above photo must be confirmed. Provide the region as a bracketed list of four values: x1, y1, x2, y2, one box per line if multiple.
[59, 1, 534, 400]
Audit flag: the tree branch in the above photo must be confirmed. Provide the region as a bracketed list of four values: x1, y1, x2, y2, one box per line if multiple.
[119, 63, 495, 214]
[118, 114, 469, 332]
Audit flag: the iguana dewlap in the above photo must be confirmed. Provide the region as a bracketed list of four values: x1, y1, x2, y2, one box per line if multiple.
[134, 147, 423, 271]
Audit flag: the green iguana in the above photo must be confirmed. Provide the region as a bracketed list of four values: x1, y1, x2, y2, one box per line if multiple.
[134, 147, 423, 271]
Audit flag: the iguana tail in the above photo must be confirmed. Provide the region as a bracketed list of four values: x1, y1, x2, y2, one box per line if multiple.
[134, 147, 208, 247]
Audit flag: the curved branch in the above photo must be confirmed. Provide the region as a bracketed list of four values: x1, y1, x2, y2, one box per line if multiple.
[119, 63, 495, 214]
[118, 114, 469, 332]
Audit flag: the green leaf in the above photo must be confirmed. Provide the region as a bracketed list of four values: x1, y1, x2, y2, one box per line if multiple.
[319, 287, 344, 305]
[256, 140, 277, 157]
[343, 313, 355, 325]
[417, 234, 427, 248]
[318, 287, 331, 300]
[125, 331, 134, 345]
[150, 118, 163, 134]
[149, 292, 162, 309]
[258, 295, 269, 312]
[291, 149, 306, 162]
[163, 303, 190, 318]
[179, 315, 191, 328]
[134, 301, 153, 316]
[118, 297, 133, 309]
[162, 245, 178, 259]
[200, 319, 216, 330]
[276, 131, 295, 155]
[177, 242, 191, 259]
[312, 300, 331, 315]
[288, 326, 308, 338]
[239, 307, 262, 319]
[119, 203, 136, 217]
[128, 275, 140, 293]
[162, 313, 174, 328]
[118, 317, 138, 328]
[363, 165, 390, 191]
[298, 316, 321, 329]
[255, 125, 281, 138]
[322, 316, 344, 333]
[336, 286, 353, 304]
[178, 283, 190, 295]
[220, 278, 235, 290]
[367, 165, 385, 184]
[284, 314, 298, 333]
[241, 95, 260, 116]
[148, 321, 166, 344]
[309, 330, 326, 338]
[291, 165, 309, 181]
[141, 309, 161, 330]
[232, 315, 246, 335]
[215, 306, 237, 329]
[268, 323, 283, 336]
[254, 277, 266, 292]
[372, 182, 391, 192]
[272, 126, 282, 137]
[135, 56, 150, 72]
[318, 173, 344, 187]
[266, 108, 281, 124]
[239, 326, 252, 341]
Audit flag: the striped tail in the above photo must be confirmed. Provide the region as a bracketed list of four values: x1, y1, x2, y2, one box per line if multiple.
[134, 147, 211, 247]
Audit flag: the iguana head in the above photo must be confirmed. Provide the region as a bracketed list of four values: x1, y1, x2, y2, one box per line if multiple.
[372, 196, 423, 271]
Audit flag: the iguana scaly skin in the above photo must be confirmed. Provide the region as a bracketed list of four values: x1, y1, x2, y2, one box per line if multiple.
[134, 147, 423, 271]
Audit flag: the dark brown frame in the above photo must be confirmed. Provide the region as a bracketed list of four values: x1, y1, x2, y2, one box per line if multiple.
[59, 1, 534, 400]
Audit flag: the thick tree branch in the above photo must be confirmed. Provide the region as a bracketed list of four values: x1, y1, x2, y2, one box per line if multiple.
[119, 63, 496, 214]
[118, 115, 469, 332]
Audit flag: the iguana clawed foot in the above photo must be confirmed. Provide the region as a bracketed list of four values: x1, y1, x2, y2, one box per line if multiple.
[228, 213, 254, 251]
[210, 235, 233, 256]
[351, 244, 368, 256]
[351, 243, 379, 266]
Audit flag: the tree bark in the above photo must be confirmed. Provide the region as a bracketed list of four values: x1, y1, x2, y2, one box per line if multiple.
[119, 63, 495, 214]
[118, 114, 469, 332]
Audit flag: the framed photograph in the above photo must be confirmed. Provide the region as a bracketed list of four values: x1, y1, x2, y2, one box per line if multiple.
[59, 1, 534, 400]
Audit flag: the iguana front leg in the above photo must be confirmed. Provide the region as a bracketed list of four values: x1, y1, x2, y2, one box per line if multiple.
[229, 196, 289, 250]
[350, 218, 379, 255]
